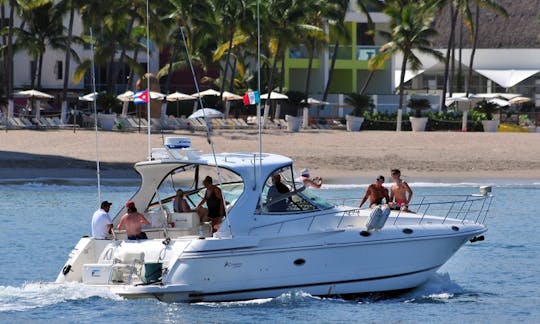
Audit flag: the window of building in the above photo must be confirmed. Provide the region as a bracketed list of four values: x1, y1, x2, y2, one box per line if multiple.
[30, 61, 36, 80]
[356, 23, 374, 46]
[56, 61, 63, 80]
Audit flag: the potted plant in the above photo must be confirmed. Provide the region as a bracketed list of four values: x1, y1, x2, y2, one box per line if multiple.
[344, 93, 374, 131]
[96, 93, 121, 131]
[285, 91, 305, 132]
[474, 100, 500, 132]
[407, 98, 431, 132]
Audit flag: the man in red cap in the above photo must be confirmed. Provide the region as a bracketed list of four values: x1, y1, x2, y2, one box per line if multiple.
[117, 201, 151, 240]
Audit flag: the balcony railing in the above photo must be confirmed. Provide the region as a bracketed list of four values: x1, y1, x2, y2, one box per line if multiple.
[289, 45, 380, 61]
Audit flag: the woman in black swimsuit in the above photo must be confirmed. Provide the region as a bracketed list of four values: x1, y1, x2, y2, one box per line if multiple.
[197, 176, 225, 231]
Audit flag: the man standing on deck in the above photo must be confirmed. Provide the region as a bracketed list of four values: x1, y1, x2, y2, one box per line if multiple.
[92, 201, 113, 239]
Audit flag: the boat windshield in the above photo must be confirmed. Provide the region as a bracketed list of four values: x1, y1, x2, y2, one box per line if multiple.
[257, 166, 333, 214]
[147, 164, 244, 213]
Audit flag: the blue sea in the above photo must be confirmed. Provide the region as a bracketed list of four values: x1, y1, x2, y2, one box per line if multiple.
[1, 179, 539, 323]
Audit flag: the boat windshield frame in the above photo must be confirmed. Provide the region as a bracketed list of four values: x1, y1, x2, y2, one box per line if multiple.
[256, 165, 334, 214]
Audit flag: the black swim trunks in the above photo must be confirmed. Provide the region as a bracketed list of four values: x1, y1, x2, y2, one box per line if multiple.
[127, 232, 148, 240]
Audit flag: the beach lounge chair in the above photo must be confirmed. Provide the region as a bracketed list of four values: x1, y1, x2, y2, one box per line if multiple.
[8, 117, 26, 129]
[51, 117, 80, 129]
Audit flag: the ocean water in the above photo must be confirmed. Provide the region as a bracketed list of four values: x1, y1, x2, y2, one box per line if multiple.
[1, 179, 539, 323]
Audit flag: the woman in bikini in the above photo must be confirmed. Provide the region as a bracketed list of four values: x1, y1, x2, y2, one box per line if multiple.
[390, 169, 413, 212]
[197, 176, 225, 231]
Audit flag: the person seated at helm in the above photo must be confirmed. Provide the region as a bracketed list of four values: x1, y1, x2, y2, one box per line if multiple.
[266, 174, 291, 212]
[300, 169, 323, 189]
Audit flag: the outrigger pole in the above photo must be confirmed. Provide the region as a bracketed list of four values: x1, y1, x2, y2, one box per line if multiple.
[90, 28, 101, 205]
[146, 0, 152, 161]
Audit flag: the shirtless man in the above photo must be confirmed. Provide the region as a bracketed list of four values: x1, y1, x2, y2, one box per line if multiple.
[300, 169, 323, 189]
[359, 175, 390, 208]
[390, 169, 413, 212]
[117, 201, 151, 240]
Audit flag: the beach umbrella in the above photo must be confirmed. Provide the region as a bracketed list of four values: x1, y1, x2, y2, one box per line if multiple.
[188, 108, 224, 119]
[445, 96, 469, 107]
[488, 98, 510, 107]
[116, 90, 165, 101]
[117, 90, 134, 102]
[78, 92, 98, 102]
[508, 96, 531, 104]
[260, 91, 288, 100]
[221, 91, 243, 101]
[149, 91, 166, 100]
[166, 92, 195, 117]
[301, 97, 330, 106]
[16, 89, 54, 120]
[191, 89, 220, 97]
[166, 92, 195, 101]
[16, 89, 54, 99]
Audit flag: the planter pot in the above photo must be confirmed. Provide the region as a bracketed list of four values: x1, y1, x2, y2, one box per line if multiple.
[409, 116, 428, 132]
[98, 113, 117, 131]
[481, 120, 499, 132]
[345, 115, 364, 132]
[285, 115, 302, 132]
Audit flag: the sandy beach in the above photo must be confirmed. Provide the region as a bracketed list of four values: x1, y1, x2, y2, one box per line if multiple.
[1, 128, 539, 183]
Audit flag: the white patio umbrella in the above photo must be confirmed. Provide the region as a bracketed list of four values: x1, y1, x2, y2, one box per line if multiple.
[260, 92, 288, 127]
[508, 96, 531, 104]
[260, 91, 288, 100]
[16, 89, 54, 120]
[78, 92, 99, 102]
[191, 89, 220, 97]
[188, 108, 224, 119]
[301, 97, 329, 106]
[166, 92, 196, 101]
[446, 95, 474, 132]
[16, 89, 54, 99]
[165, 92, 195, 117]
[488, 98, 510, 107]
[117, 90, 135, 102]
[221, 91, 243, 101]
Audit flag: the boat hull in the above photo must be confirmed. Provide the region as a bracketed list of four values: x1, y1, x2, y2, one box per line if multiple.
[103, 226, 483, 302]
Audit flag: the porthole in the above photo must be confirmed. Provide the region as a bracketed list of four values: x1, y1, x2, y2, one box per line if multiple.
[402, 228, 413, 234]
[293, 258, 305, 266]
[452, 226, 460, 231]
[360, 231, 371, 237]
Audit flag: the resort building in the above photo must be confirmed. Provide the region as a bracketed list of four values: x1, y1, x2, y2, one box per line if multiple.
[1, 0, 538, 119]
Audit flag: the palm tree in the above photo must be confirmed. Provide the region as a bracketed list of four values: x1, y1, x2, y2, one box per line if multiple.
[0, 0, 16, 108]
[464, 0, 507, 96]
[157, 0, 217, 91]
[300, 0, 327, 104]
[15, 0, 75, 89]
[377, 0, 443, 131]
[322, 0, 380, 102]
[439, 0, 508, 105]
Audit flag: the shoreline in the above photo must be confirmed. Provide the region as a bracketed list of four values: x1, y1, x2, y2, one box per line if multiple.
[1, 129, 540, 185]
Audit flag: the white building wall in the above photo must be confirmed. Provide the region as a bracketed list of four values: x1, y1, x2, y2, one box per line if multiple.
[8, 6, 159, 92]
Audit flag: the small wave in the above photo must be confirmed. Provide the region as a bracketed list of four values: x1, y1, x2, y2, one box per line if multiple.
[400, 272, 464, 304]
[195, 291, 319, 308]
[0, 282, 121, 312]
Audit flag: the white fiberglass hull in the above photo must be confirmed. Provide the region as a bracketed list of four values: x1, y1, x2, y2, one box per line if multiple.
[102, 226, 484, 302]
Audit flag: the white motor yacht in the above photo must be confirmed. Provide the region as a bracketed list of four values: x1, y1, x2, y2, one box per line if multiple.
[56, 136, 492, 302]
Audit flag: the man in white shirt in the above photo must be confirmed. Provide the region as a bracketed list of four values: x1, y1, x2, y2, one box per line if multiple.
[92, 201, 113, 239]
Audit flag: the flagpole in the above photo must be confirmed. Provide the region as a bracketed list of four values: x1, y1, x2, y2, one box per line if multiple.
[146, 0, 151, 161]
[257, 0, 262, 157]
